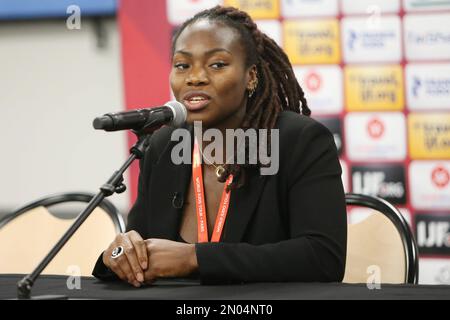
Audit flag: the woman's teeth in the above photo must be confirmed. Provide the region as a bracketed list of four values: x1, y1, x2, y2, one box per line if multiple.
[189, 97, 207, 104]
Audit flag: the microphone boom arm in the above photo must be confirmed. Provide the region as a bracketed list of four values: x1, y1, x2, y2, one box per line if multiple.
[17, 131, 153, 299]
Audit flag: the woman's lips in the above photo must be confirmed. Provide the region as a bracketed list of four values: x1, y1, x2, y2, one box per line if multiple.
[183, 98, 210, 111]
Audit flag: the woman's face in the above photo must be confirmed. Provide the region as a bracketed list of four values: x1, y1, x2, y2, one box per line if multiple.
[170, 19, 256, 129]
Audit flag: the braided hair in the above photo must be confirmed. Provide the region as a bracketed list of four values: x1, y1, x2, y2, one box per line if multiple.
[172, 6, 311, 190]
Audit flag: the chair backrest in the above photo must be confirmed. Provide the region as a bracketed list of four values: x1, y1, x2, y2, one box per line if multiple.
[0, 192, 125, 277]
[343, 193, 419, 284]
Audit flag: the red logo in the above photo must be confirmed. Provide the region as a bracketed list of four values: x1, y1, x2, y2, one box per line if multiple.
[305, 72, 322, 92]
[367, 118, 385, 139]
[431, 166, 450, 189]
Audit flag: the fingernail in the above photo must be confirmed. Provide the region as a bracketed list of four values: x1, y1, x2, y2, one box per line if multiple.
[141, 262, 147, 270]
[133, 281, 141, 288]
[137, 273, 144, 282]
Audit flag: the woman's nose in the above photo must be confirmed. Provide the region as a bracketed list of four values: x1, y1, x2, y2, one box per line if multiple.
[186, 67, 209, 86]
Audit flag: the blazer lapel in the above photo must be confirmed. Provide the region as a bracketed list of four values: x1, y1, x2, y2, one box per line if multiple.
[223, 171, 268, 243]
[146, 123, 268, 243]
[146, 127, 192, 240]
[222, 118, 283, 243]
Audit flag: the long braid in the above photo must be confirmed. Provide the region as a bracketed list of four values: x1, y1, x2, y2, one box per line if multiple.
[172, 6, 311, 190]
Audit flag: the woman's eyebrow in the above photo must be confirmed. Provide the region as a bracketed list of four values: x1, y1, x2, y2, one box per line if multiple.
[174, 48, 232, 57]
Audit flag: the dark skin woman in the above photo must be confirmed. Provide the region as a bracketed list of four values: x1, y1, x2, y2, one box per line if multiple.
[96, 6, 345, 287]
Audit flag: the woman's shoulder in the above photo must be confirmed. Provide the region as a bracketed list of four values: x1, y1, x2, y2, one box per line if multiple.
[142, 125, 183, 164]
[145, 111, 334, 162]
[275, 110, 333, 142]
[274, 111, 340, 181]
[149, 125, 179, 151]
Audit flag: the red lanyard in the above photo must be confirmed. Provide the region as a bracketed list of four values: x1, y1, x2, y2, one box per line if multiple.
[192, 137, 233, 243]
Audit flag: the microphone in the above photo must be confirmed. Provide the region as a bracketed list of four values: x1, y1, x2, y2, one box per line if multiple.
[93, 100, 187, 133]
[172, 192, 184, 209]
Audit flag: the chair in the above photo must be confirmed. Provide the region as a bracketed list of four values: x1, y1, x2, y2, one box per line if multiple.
[0, 192, 125, 277]
[343, 193, 419, 284]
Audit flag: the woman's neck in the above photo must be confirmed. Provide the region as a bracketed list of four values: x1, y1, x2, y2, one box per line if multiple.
[198, 107, 246, 165]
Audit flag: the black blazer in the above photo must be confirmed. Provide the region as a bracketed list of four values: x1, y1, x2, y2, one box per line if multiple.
[93, 111, 347, 284]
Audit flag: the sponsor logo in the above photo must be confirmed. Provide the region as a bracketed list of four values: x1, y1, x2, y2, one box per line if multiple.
[409, 161, 450, 210]
[432, 166, 450, 189]
[347, 30, 397, 51]
[412, 77, 421, 97]
[416, 214, 450, 255]
[305, 72, 322, 92]
[404, 14, 450, 60]
[407, 31, 450, 46]
[294, 66, 343, 114]
[283, 19, 340, 64]
[224, 0, 279, 19]
[345, 66, 404, 111]
[412, 76, 450, 98]
[408, 114, 450, 159]
[367, 118, 385, 139]
[348, 31, 357, 50]
[345, 112, 406, 161]
[342, 16, 401, 63]
[351, 164, 406, 204]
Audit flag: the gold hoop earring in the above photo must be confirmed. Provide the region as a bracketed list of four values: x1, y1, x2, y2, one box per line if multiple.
[248, 78, 258, 98]
[248, 87, 255, 98]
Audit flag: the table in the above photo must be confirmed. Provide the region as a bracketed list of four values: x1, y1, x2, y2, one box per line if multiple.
[1, 274, 449, 300]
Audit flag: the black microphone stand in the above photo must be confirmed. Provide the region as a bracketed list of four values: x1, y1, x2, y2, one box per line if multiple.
[17, 131, 153, 299]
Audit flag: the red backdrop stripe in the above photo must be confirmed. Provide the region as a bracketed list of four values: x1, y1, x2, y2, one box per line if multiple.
[119, 0, 171, 204]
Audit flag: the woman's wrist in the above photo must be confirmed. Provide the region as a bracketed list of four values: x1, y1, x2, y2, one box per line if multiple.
[188, 244, 199, 273]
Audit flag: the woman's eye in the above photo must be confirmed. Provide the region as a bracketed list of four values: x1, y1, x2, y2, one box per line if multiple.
[210, 62, 228, 69]
[174, 63, 189, 70]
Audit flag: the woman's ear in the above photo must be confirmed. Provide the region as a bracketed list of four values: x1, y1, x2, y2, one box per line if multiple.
[246, 65, 258, 91]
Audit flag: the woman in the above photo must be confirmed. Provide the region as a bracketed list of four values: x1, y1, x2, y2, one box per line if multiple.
[93, 6, 347, 286]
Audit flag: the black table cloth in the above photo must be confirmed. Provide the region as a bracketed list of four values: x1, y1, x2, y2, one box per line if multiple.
[1, 274, 450, 300]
